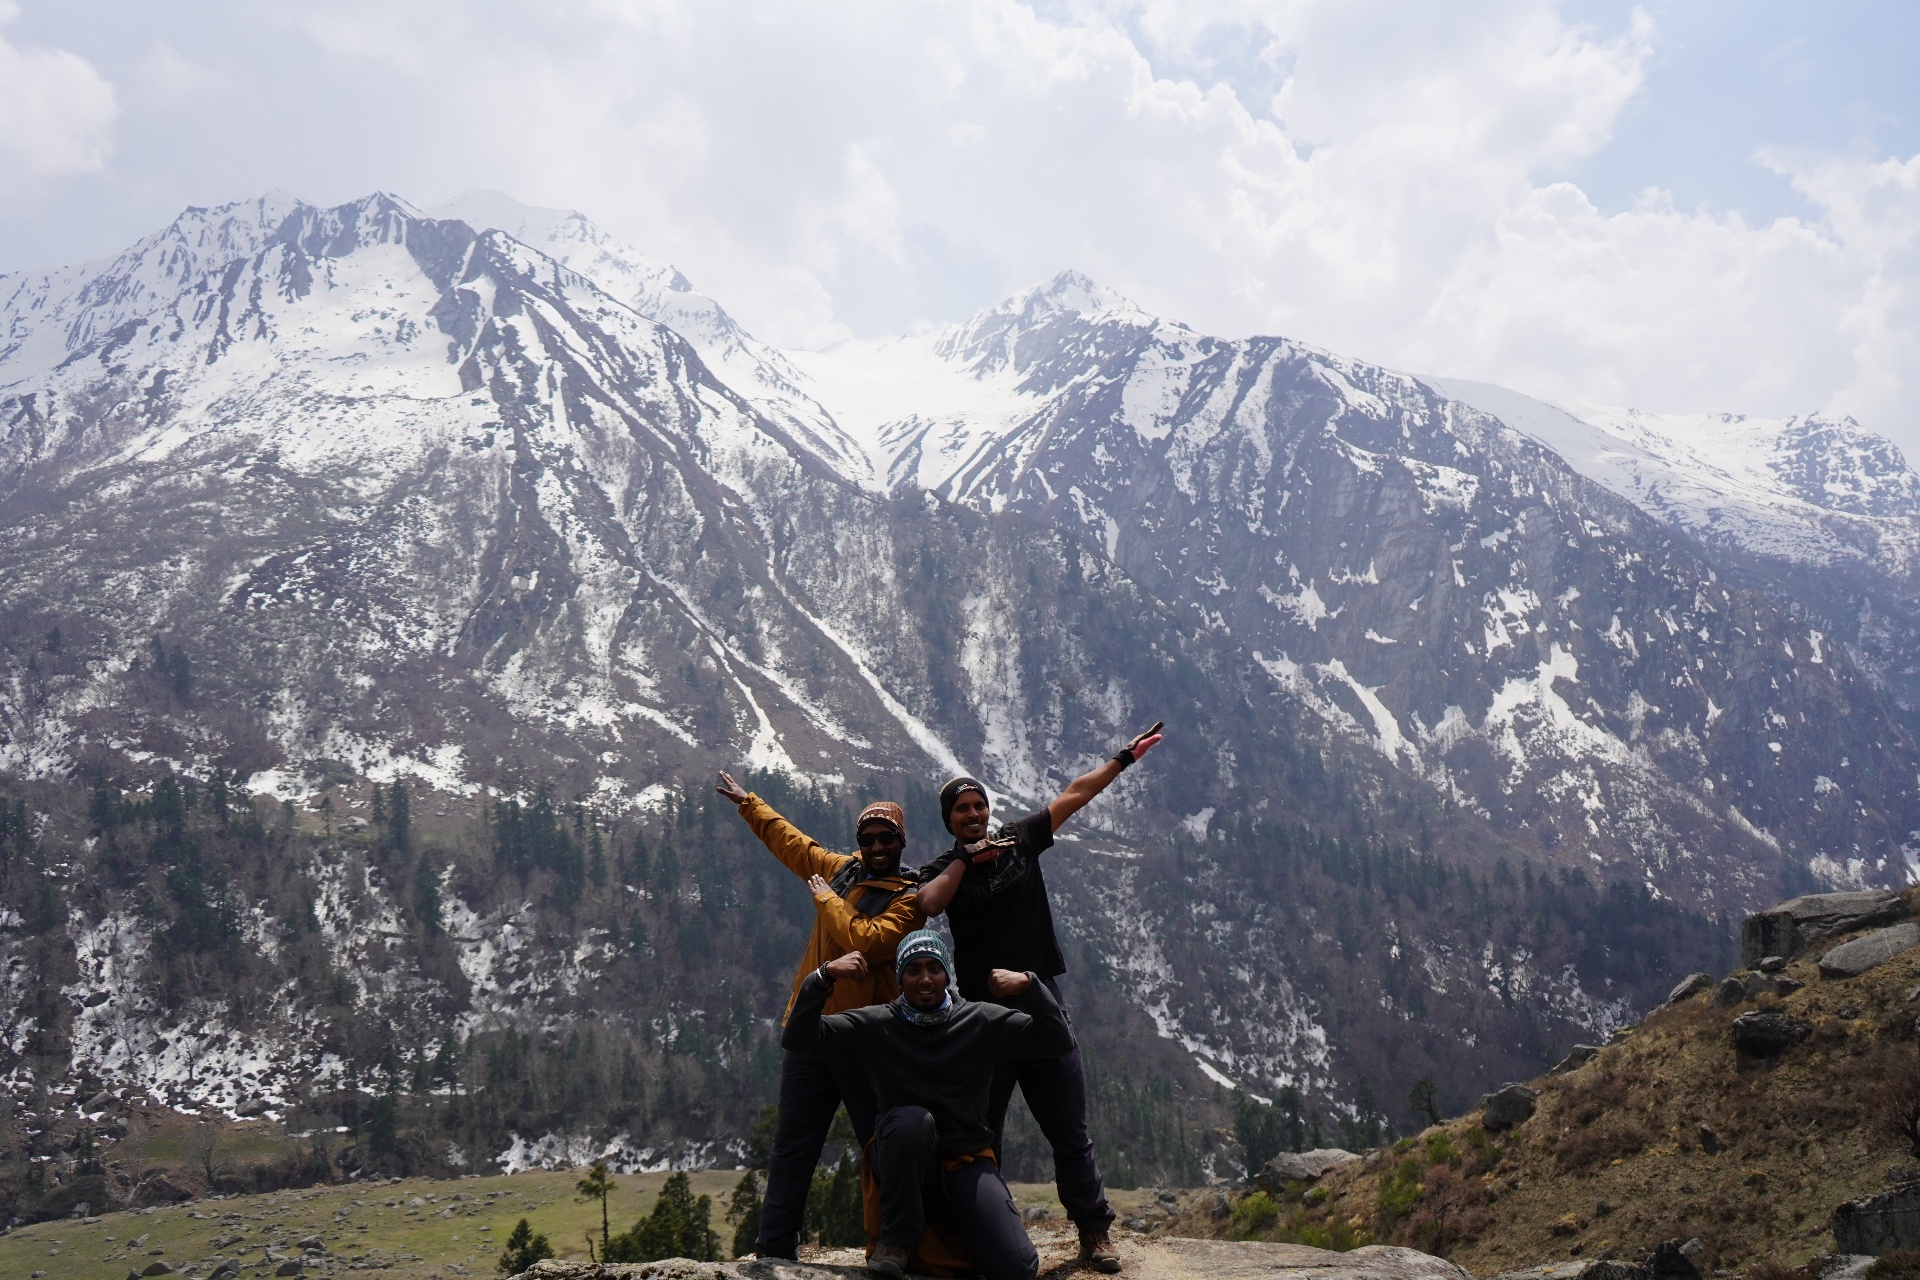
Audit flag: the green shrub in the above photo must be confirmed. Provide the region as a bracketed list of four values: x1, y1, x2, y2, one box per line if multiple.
[1229, 1191, 1280, 1238]
[1423, 1131, 1459, 1167]
[1869, 1251, 1920, 1280]
[1377, 1156, 1424, 1227]
[1290, 1218, 1368, 1251]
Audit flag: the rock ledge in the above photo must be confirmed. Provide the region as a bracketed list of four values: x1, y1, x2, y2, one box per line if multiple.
[513, 1237, 1472, 1280]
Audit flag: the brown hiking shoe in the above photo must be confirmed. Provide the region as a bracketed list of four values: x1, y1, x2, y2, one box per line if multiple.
[1078, 1225, 1122, 1273]
[868, 1243, 911, 1279]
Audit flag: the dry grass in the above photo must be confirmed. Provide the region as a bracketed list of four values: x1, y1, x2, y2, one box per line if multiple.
[1169, 906, 1920, 1275]
[0, 1166, 1179, 1279]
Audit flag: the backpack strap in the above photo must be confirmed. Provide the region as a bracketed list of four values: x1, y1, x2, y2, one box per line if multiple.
[829, 857, 918, 918]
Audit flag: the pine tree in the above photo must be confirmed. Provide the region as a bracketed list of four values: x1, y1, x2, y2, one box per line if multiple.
[414, 855, 441, 934]
[604, 1171, 719, 1262]
[576, 1161, 617, 1259]
[1408, 1078, 1442, 1127]
[389, 780, 411, 853]
[726, 1170, 762, 1259]
[804, 1148, 862, 1246]
[497, 1218, 553, 1274]
[1235, 1095, 1284, 1177]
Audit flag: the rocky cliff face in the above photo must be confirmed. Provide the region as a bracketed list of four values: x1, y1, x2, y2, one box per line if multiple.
[0, 194, 1910, 1182]
[1430, 379, 1920, 738]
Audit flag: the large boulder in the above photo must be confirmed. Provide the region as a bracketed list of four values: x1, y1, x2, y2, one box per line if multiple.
[1492, 1263, 1650, 1280]
[1551, 1045, 1602, 1074]
[1645, 1239, 1702, 1280]
[1731, 1010, 1812, 1057]
[1255, 1148, 1362, 1189]
[512, 1237, 1475, 1279]
[1742, 891, 1908, 967]
[1820, 923, 1920, 979]
[1816, 1258, 1874, 1280]
[1666, 973, 1713, 1004]
[1711, 975, 1748, 1008]
[1480, 1083, 1538, 1132]
[1833, 1180, 1920, 1254]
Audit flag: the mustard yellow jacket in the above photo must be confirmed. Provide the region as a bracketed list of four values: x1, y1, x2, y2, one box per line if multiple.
[736, 793, 926, 1022]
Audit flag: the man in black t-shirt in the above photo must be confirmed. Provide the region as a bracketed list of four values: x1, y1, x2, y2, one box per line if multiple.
[917, 722, 1163, 1274]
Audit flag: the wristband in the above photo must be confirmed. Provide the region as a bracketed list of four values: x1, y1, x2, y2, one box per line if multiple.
[1112, 721, 1163, 771]
[817, 965, 836, 986]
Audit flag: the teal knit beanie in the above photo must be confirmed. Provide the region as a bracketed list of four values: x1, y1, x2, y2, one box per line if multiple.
[895, 929, 952, 977]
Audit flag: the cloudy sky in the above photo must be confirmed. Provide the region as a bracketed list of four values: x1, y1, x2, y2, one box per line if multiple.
[3, 1, 1918, 447]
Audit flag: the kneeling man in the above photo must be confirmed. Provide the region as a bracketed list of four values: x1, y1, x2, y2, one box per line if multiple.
[781, 931, 1072, 1280]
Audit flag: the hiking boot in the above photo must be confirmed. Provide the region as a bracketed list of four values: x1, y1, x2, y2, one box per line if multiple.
[868, 1243, 911, 1279]
[1078, 1225, 1122, 1273]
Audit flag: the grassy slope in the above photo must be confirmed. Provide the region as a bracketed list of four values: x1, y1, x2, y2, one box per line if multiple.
[0, 1168, 1178, 1278]
[1171, 904, 1920, 1275]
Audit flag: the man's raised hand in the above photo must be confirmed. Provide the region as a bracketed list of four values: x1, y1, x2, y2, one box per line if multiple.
[1113, 720, 1164, 768]
[822, 952, 869, 983]
[985, 969, 1032, 999]
[715, 771, 750, 804]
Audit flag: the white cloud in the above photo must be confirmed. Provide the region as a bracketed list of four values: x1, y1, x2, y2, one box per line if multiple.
[7, 0, 1920, 447]
[0, 4, 116, 186]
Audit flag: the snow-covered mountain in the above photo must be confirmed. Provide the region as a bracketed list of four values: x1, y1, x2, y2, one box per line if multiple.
[432, 190, 872, 485]
[0, 194, 1913, 1154]
[1425, 379, 1920, 579]
[787, 270, 1920, 896]
[1423, 379, 1920, 724]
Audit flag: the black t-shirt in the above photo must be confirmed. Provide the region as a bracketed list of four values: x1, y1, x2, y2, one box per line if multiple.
[927, 809, 1061, 999]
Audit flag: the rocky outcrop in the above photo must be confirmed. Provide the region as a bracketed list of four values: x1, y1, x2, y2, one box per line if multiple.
[511, 1238, 1475, 1280]
[1711, 976, 1748, 1008]
[1742, 892, 1909, 967]
[1491, 1264, 1649, 1280]
[1480, 1083, 1538, 1131]
[1254, 1149, 1362, 1189]
[1730, 1010, 1811, 1057]
[1832, 1180, 1920, 1255]
[1820, 923, 1920, 979]
[1666, 974, 1713, 1004]
[1644, 1239, 1702, 1280]
[1551, 1045, 1601, 1074]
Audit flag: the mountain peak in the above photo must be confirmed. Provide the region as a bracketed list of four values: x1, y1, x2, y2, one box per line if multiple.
[933, 270, 1152, 374]
[994, 269, 1142, 325]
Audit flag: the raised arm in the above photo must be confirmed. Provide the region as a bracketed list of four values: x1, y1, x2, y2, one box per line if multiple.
[781, 954, 878, 1053]
[983, 969, 1075, 1058]
[806, 873, 927, 951]
[911, 855, 968, 917]
[718, 771, 847, 882]
[1045, 722, 1163, 833]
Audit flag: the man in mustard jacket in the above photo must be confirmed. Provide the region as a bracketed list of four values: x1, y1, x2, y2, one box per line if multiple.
[715, 770, 965, 1260]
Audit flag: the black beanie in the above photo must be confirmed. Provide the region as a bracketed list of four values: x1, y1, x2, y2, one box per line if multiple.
[939, 776, 988, 832]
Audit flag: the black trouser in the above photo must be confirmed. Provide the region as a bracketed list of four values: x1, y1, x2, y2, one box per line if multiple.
[754, 1050, 879, 1259]
[872, 1106, 1037, 1280]
[986, 977, 1114, 1231]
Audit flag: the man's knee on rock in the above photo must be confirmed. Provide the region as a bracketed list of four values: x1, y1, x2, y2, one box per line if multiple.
[980, 1248, 1038, 1280]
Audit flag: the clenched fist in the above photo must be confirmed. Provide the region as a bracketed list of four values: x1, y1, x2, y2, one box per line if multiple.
[822, 953, 869, 983]
[985, 969, 1031, 998]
